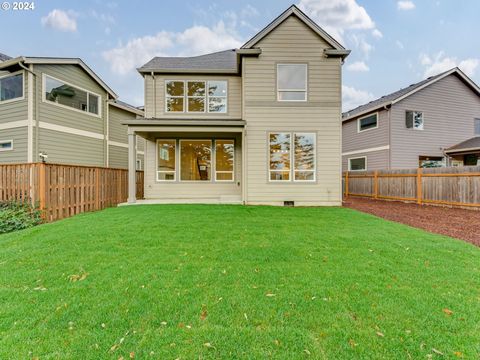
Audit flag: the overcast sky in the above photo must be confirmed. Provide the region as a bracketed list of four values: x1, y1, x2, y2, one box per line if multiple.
[2, 0, 479, 111]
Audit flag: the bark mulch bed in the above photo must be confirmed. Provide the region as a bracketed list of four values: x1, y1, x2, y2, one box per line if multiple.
[343, 196, 480, 247]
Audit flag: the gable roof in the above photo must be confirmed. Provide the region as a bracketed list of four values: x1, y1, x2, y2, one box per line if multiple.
[0, 53, 11, 62]
[109, 100, 144, 116]
[343, 68, 480, 121]
[138, 49, 238, 74]
[445, 136, 480, 154]
[241, 4, 347, 54]
[0, 56, 118, 99]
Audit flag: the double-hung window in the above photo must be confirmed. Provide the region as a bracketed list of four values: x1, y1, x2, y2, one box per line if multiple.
[277, 64, 307, 101]
[269, 132, 316, 181]
[406, 111, 424, 130]
[166, 80, 227, 113]
[0, 72, 23, 102]
[215, 140, 234, 181]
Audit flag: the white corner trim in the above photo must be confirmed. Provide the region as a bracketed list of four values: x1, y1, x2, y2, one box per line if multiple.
[108, 140, 128, 148]
[137, 150, 145, 155]
[38, 122, 104, 140]
[0, 120, 29, 130]
[27, 68, 33, 162]
[342, 145, 390, 157]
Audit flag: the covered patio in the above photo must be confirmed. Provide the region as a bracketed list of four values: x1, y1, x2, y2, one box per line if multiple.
[445, 137, 480, 166]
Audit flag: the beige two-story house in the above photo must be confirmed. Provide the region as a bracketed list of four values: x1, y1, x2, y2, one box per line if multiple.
[342, 68, 480, 171]
[125, 5, 350, 205]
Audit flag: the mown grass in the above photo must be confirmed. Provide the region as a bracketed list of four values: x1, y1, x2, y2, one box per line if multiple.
[0, 205, 479, 359]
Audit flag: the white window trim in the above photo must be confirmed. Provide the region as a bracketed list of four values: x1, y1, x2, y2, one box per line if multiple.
[156, 139, 176, 182]
[277, 64, 308, 102]
[357, 112, 379, 133]
[214, 139, 235, 182]
[0, 70, 25, 105]
[348, 156, 367, 171]
[406, 110, 424, 131]
[0, 139, 13, 152]
[179, 139, 213, 182]
[268, 132, 316, 182]
[42, 74, 102, 118]
[165, 80, 228, 114]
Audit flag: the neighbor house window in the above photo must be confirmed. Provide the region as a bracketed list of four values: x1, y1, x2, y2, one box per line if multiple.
[165, 80, 227, 113]
[180, 140, 212, 181]
[277, 64, 307, 101]
[157, 139, 176, 181]
[0, 72, 23, 102]
[269, 132, 316, 181]
[44, 75, 100, 116]
[215, 139, 234, 181]
[348, 157, 366, 171]
[475, 118, 480, 135]
[358, 113, 378, 132]
[406, 111, 424, 130]
[419, 156, 444, 168]
[0, 140, 13, 151]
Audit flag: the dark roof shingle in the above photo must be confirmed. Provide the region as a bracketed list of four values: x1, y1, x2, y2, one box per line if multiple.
[0, 52, 12, 62]
[446, 137, 480, 152]
[138, 49, 238, 73]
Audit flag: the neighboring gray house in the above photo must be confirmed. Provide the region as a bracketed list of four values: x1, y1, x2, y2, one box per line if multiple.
[342, 68, 480, 171]
[0, 53, 12, 62]
[0, 56, 144, 169]
[125, 5, 350, 206]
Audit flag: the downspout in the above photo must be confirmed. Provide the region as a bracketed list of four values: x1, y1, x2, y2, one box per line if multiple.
[105, 93, 109, 167]
[151, 72, 156, 117]
[385, 104, 391, 170]
[18, 62, 36, 162]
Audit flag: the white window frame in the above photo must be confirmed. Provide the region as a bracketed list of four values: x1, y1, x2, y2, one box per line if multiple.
[406, 110, 424, 130]
[42, 74, 102, 118]
[0, 70, 25, 104]
[214, 139, 235, 182]
[186, 80, 206, 113]
[179, 139, 213, 182]
[357, 112, 378, 133]
[0, 139, 13, 152]
[268, 132, 316, 182]
[156, 139, 176, 182]
[207, 80, 228, 114]
[277, 64, 308, 102]
[348, 156, 367, 171]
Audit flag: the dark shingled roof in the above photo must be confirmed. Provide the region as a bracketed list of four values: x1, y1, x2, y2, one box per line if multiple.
[342, 69, 452, 120]
[0, 53, 12, 61]
[446, 137, 480, 152]
[138, 49, 238, 73]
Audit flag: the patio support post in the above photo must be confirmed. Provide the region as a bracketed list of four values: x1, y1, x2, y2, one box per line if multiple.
[128, 131, 137, 204]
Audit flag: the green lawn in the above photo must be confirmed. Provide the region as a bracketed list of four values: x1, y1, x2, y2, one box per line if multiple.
[0, 205, 479, 359]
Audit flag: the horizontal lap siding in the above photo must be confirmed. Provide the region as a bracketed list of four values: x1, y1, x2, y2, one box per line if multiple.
[109, 145, 128, 169]
[108, 105, 135, 143]
[391, 74, 480, 168]
[0, 127, 28, 163]
[342, 149, 389, 171]
[144, 135, 242, 200]
[244, 15, 342, 205]
[342, 109, 389, 153]
[38, 128, 104, 166]
[148, 74, 242, 119]
[0, 70, 28, 124]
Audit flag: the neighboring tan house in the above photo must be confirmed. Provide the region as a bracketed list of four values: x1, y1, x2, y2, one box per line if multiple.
[124, 5, 350, 205]
[342, 68, 480, 171]
[0, 56, 145, 169]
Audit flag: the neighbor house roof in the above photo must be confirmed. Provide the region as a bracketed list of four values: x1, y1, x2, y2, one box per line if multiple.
[0, 53, 11, 62]
[0, 56, 118, 99]
[109, 100, 144, 116]
[343, 68, 480, 121]
[445, 137, 480, 154]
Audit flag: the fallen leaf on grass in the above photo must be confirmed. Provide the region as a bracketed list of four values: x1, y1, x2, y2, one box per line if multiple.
[69, 272, 88, 282]
[454, 351, 463, 358]
[244, 313, 248, 320]
[200, 305, 208, 321]
[304, 349, 311, 355]
[33, 286, 47, 291]
[204, 342, 216, 349]
[432, 348, 444, 356]
[160, 321, 167, 326]
[442, 308, 453, 316]
[129, 352, 135, 359]
[349, 339, 358, 348]
[376, 332, 384, 337]
[265, 293, 276, 297]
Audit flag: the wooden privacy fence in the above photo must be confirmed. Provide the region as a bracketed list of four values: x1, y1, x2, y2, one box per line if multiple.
[344, 166, 480, 208]
[0, 163, 144, 222]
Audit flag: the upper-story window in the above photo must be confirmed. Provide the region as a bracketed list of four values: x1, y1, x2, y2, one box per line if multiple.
[0, 72, 23, 103]
[277, 64, 307, 102]
[358, 113, 378, 132]
[474, 118, 480, 135]
[165, 80, 227, 113]
[406, 111, 424, 130]
[44, 75, 101, 116]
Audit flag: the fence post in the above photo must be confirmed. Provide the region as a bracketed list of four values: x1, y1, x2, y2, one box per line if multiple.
[38, 163, 46, 218]
[95, 168, 100, 210]
[374, 170, 378, 199]
[344, 171, 349, 199]
[416, 168, 422, 204]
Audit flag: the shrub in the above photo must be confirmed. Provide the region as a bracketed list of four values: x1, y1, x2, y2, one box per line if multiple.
[0, 201, 42, 234]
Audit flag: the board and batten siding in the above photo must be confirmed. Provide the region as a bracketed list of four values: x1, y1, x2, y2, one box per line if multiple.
[342, 149, 389, 171]
[144, 74, 242, 119]
[143, 133, 242, 201]
[0, 127, 28, 163]
[390, 74, 480, 168]
[0, 70, 28, 124]
[243, 14, 343, 205]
